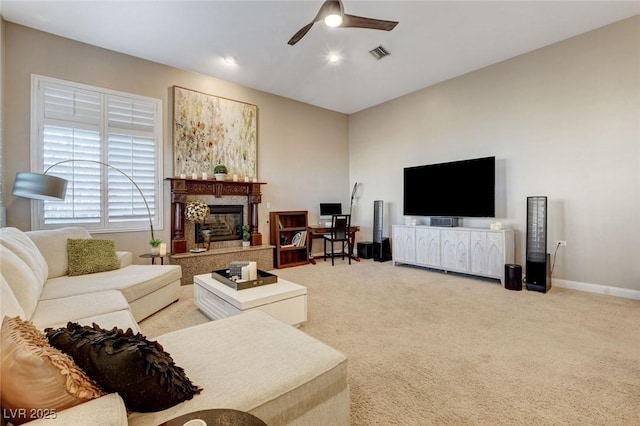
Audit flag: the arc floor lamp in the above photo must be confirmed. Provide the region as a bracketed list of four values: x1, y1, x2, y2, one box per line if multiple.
[12, 159, 155, 240]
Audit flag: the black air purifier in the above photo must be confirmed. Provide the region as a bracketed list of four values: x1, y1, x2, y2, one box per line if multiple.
[505, 264, 523, 291]
[525, 196, 551, 293]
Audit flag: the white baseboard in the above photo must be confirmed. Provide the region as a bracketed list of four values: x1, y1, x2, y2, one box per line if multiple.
[552, 279, 640, 300]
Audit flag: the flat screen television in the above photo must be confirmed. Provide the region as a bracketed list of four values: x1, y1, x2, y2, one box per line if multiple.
[403, 156, 495, 217]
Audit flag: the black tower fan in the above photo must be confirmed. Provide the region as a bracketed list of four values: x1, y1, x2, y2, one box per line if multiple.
[373, 200, 392, 262]
[525, 196, 551, 292]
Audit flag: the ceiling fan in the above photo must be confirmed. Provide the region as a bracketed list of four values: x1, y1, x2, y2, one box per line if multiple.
[288, 0, 399, 46]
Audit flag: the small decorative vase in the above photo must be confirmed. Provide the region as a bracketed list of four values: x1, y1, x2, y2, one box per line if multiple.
[242, 241, 250, 248]
[201, 229, 212, 251]
[214, 173, 227, 181]
[150, 246, 159, 255]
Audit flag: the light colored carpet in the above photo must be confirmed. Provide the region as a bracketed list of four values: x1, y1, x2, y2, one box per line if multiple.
[139, 260, 640, 425]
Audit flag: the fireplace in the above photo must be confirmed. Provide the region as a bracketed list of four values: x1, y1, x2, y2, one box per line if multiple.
[168, 178, 265, 253]
[195, 205, 243, 244]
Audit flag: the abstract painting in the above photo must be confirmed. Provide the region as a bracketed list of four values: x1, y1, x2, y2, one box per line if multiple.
[173, 86, 257, 178]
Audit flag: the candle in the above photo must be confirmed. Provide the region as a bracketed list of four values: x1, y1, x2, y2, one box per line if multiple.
[191, 173, 198, 180]
[241, 266, 249, 282]
[249, 261, 257, 280]
[179, 174, 186, 179]
[159, 243, 167, 256]
[202, 172, 208, 180]
[252, 177, 257, 183]
[244, 176, 250, 182]
[233, 174, 238, 182]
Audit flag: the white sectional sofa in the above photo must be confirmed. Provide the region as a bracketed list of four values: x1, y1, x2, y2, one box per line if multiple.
[0, 226, 350, 425]
[0, 227, 181, 330]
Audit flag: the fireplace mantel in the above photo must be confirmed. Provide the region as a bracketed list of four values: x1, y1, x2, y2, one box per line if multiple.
[167, 178, 266, 254]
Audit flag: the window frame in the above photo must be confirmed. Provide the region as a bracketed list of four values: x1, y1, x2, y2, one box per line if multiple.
[30, 74, 163, 234]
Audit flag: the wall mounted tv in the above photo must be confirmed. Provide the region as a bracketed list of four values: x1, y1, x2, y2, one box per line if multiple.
[403, 156, 495, 218]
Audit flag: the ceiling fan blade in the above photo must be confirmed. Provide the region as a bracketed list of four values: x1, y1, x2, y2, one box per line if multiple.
[288, 22, 315, 45]
[288, 0, 342, 45]
[342, 14, 398, 31]
[288, 1, 398, 45]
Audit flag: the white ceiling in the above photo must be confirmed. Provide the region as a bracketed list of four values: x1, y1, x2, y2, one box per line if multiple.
[2, 1, 640, 114]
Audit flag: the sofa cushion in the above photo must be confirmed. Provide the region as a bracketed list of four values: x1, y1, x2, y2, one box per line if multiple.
[40, 265, 182, 303]
[0, 245, 44, 319]
[117, 250, 133, 267]
[22, 393, 128, 426]
[47, 322, 202, 413]
[30, 290, 130, 330]
[127, 310, 349, 425]
[0, 316, 105, 425]
[26, 227, 92, 279]
[42, 309, 141, 334]
[67, 238, 120, 276]
[1, 274, 26, 321]
[0, 227, 48, 285]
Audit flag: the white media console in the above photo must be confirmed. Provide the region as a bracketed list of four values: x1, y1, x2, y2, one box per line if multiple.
[392, 225, 515, 285]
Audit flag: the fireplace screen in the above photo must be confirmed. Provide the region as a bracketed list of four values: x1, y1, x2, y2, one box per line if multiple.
[195, 205, 243, 243]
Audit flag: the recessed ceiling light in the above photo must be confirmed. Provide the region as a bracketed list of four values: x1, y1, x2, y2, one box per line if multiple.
[223, 56, 238, 65]
[328, 53, 341, 63]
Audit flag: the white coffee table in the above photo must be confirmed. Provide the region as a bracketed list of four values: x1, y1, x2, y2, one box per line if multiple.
[193, 273, 307, 326]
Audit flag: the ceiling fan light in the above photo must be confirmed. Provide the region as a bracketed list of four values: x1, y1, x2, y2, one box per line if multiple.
[223, 56, 238, 65]
[324, 13, 343, 27]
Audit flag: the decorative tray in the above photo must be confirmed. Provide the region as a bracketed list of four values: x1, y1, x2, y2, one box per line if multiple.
[211, 269, 278, 291]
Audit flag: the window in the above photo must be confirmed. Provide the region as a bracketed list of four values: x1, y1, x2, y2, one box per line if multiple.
[31, 75, 163, 233]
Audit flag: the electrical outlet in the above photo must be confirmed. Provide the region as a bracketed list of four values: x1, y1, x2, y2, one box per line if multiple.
[556, 240, 567, 246]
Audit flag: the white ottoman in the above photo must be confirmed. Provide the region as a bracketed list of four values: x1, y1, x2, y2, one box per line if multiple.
[127, 310, 350, 426]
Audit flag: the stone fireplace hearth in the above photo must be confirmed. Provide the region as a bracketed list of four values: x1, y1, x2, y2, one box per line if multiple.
[167, 178, 274, 283]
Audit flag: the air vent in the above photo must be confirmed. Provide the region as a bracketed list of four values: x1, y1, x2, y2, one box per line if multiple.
[369, 45, 390, 60]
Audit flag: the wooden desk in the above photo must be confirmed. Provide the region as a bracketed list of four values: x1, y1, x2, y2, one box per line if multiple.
[308, 225, 360, 264]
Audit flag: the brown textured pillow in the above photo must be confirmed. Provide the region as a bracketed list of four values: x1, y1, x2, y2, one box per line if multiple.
[67, 238, 120, 276]
[0, 317, 105, 425]
[46, 322, 202, 413]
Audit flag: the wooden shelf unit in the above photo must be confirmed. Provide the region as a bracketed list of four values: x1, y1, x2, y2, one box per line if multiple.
[270, 211, 310, 268]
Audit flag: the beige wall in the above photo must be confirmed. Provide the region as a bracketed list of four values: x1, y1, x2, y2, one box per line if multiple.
[2, 22, 349, 259]
[3, 17, 639, 292]
[349, 16, 640, 291]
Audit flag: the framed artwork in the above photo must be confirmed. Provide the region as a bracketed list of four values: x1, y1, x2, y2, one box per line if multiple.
[173, 86, 257, 178]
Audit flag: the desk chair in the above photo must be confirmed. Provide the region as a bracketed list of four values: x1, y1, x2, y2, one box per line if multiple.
[323, 214, 352, 265]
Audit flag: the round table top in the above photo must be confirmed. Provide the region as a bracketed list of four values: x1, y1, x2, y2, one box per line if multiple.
[139, 253, 170, 258]
[164, 409, 267, 426]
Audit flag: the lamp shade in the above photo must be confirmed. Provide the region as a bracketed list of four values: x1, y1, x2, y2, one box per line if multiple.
[12, 172, 68, 201]
[12, 160, 155, 241]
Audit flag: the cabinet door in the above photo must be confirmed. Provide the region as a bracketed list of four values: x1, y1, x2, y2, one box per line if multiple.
[486, 232, 505, 278]
[470, 231, 488, 275]
[441, 230, 470, 272]
[416, 227, 441, 267]
[392, 226, 416, 264]
[469, 231, 505, 279]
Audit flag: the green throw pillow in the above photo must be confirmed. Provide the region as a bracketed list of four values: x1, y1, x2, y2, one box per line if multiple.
[46, 323, 202, 412]
[67, 238, 120, 276]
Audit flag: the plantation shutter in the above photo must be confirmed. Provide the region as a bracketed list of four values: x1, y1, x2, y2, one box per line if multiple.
[106, 97, 157, 225]
[33, 75, 162, 232]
